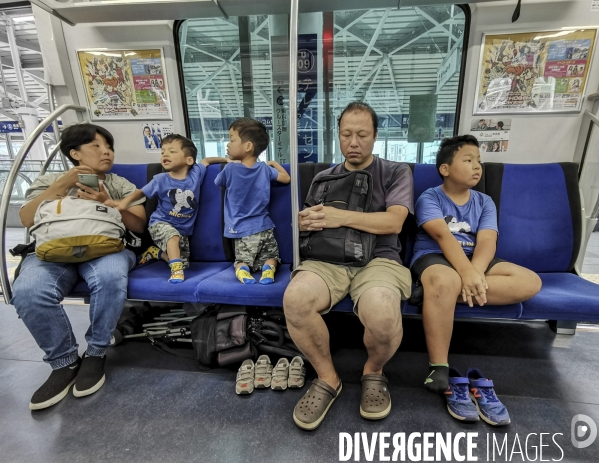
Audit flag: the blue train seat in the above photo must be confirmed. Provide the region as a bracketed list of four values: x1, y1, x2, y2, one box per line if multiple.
[66, 159, 599, 325]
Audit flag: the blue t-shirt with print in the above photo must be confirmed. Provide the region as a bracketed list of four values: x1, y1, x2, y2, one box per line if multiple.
[411, 185, 498, 267]
[215, 162, 279, 238]
[142, 163, 206, 236]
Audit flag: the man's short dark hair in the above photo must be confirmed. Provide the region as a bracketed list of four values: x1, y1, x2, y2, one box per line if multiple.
[161, 134, 198, 162]
[229, 118, 269, 157]
[60, 123, 114, 166]
[436, 135, 479, 178]
[337, 101, 378, 134]
[496, 121, 504, 129]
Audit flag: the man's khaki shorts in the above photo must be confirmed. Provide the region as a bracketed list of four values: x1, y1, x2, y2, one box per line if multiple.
[291, 258, 412, 315]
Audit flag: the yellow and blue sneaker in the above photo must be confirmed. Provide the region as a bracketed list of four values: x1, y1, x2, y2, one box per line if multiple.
[259, 264, 276, 285]
[445, 368, 479, 422]
[236, 265, 256, 284]
[466, 368, 511, 426]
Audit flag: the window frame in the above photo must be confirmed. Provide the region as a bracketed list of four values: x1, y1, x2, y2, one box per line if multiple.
[173, 4, 471, 161]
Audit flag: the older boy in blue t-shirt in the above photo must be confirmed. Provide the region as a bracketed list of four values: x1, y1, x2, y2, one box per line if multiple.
[411, 135, 541, 422]
[108, 134, 227, 283]
[215, 118, 291, 284]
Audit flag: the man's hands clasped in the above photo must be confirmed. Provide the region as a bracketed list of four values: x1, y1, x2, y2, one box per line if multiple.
[298, 204, 346, 231]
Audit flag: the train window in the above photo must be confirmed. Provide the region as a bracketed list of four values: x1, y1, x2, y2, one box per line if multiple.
[176, 5, 468, 164]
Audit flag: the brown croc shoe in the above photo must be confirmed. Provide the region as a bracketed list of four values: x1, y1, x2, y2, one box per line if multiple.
[360, 374, 391, 420]
[293, 378, 342, 431]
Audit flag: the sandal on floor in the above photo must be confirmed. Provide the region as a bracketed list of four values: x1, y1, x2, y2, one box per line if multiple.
[293, 378, 342, 431]
[360, 374, 391, 420]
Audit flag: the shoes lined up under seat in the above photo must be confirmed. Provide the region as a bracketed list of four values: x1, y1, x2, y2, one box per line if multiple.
[236, 355, 306, 395]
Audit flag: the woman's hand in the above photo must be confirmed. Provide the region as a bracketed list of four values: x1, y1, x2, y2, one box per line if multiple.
[76, 181, 110, 204]
[56, 166, 96, 190]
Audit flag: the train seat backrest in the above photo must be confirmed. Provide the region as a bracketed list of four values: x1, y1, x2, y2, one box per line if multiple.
[112, 160, 581, 275]
[269, 164, 294, 265]
[189, 164, 227, 262]
[484, 162, 581, 273]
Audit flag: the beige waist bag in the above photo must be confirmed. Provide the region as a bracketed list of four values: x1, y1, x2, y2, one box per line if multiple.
[30, 196, 126, 263]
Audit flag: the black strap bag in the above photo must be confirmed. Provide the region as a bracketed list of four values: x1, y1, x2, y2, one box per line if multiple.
[299, 170, 376, 267]
[150, 306, 305, 369]
[191, 305, 252, 367]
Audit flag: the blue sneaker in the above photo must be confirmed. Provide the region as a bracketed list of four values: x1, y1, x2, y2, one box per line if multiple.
[445, 368, 479, 422]
[466, 368, 511, 426]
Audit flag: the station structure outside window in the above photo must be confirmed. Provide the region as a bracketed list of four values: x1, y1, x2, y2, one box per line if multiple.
[176, 5, 468, 164]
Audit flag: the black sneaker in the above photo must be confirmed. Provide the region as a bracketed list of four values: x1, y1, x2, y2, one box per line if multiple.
[29, 358, 81, 410]
[73, 354, 106, 397]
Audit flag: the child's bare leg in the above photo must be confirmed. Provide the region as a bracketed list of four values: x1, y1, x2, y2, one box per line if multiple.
[420, 265, 462, 393]
[166, 235, 181, 261]
[474, 262, 541, 304]
[264, 258, 278, 268]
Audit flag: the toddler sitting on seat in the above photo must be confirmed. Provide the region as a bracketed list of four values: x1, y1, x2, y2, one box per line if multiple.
[107, 134, 227, 283]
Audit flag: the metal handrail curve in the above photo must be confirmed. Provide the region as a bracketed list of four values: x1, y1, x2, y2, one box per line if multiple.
[583, 109, 599, 128]
[0, 104, 87, 302]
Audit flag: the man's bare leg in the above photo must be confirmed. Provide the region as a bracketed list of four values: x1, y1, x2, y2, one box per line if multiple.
[357, 287, 403, 375]
[283, 271, 340, 390]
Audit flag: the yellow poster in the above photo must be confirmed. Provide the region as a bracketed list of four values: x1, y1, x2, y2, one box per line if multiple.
[474, 29, 596, 114]
[77, 49, 172, 120]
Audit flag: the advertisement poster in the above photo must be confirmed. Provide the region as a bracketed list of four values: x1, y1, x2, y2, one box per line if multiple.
[474, 29, 596, 114]
[470, 118, 511, 152]
[77, 49, 172, 121]
[141, 123, 175, 153]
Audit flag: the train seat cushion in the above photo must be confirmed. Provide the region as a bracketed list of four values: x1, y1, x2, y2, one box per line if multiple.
[196, 264, 292, 306]
[521, 273, 599, 321]
[127, 261, 230, 302]
[402, 301, 523, 319]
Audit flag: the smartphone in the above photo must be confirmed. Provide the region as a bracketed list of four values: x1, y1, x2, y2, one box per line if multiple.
[78, 174, 99, 191]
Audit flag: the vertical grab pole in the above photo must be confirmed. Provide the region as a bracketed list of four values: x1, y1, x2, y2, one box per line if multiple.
[289, 0, 300, 268]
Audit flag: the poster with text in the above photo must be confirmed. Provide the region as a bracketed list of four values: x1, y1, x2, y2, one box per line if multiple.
[469, 118, 511, 153]
[78, 49, 172, 121]
[142, 123, 175, 153]
[474, 29, 596, 114]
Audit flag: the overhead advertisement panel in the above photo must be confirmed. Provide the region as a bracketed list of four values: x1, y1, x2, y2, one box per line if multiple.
[77, 48, 172, 121]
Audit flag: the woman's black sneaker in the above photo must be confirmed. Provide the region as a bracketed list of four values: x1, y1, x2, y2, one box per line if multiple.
[29, 358, 81, 410]
[73, 354, 106, 397]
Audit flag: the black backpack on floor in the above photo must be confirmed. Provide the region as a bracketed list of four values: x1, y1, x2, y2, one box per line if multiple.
[150, 306, 305, 369]
[299, 170, 376, 267]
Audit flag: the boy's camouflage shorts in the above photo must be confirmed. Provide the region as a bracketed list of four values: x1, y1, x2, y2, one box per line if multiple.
[148, 221, 190, 268]
[234, 228, 281, 272]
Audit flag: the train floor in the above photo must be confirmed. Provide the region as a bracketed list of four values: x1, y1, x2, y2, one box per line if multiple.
[1, 303, 598, 463]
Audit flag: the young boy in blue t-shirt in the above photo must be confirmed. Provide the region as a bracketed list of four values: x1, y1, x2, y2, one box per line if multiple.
[108, 134, 227, 283]
[411, 135, 541, 424]
[215, 118, 291, 284]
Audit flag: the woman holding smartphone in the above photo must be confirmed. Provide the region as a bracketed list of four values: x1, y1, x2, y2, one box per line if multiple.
[13, 123, 147, 410]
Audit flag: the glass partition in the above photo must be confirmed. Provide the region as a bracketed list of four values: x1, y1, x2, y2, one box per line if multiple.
[176, 4, 467, 164]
